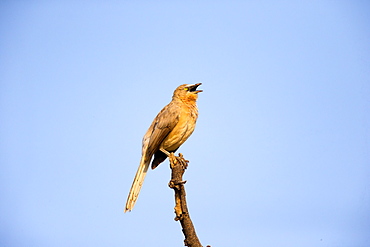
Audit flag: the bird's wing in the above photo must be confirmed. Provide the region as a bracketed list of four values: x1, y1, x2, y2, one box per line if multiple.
[142, 101, 181, 158]
[125, 101, 180, 212]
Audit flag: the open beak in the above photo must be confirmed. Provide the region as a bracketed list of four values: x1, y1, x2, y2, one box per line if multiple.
[188, 83, 203, 93]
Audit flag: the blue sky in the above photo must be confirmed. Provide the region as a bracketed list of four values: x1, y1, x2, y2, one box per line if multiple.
[1, 1, 369, 246]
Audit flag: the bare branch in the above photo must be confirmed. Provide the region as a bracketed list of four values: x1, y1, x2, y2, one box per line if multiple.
[168, 153, 210, 247]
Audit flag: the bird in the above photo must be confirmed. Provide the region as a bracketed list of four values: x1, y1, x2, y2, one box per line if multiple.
[124, 83, 202, 212]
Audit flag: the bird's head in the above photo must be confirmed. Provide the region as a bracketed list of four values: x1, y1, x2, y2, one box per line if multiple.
[173, 83, 202, 103]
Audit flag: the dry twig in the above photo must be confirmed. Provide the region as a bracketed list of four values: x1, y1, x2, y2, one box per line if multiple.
[168, 153, 209, 247]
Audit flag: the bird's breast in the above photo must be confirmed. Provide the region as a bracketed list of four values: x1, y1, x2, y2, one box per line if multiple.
[160, 104, 198, 152]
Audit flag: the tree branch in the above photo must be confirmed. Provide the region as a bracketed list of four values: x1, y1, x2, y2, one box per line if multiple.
[168, 153, 209, 247]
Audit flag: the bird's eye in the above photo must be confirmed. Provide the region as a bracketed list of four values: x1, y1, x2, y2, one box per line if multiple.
[184, 88, 188, 91]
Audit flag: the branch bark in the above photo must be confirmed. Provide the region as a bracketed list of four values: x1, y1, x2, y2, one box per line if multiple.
[168, 153, 208, 247]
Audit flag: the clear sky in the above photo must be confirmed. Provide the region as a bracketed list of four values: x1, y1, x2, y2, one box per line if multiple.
[1, 1, 369, 247]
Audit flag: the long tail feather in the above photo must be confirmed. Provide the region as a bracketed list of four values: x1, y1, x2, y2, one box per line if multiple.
[124, 157, 150, 212]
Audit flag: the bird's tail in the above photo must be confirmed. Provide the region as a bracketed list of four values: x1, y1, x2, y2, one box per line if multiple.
[124, 156, 150, 212]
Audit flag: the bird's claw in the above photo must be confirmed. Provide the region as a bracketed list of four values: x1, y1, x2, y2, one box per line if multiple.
[169, 152, 177, 168]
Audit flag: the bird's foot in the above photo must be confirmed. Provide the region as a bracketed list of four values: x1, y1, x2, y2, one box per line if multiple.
[169, 152, 177, 168]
